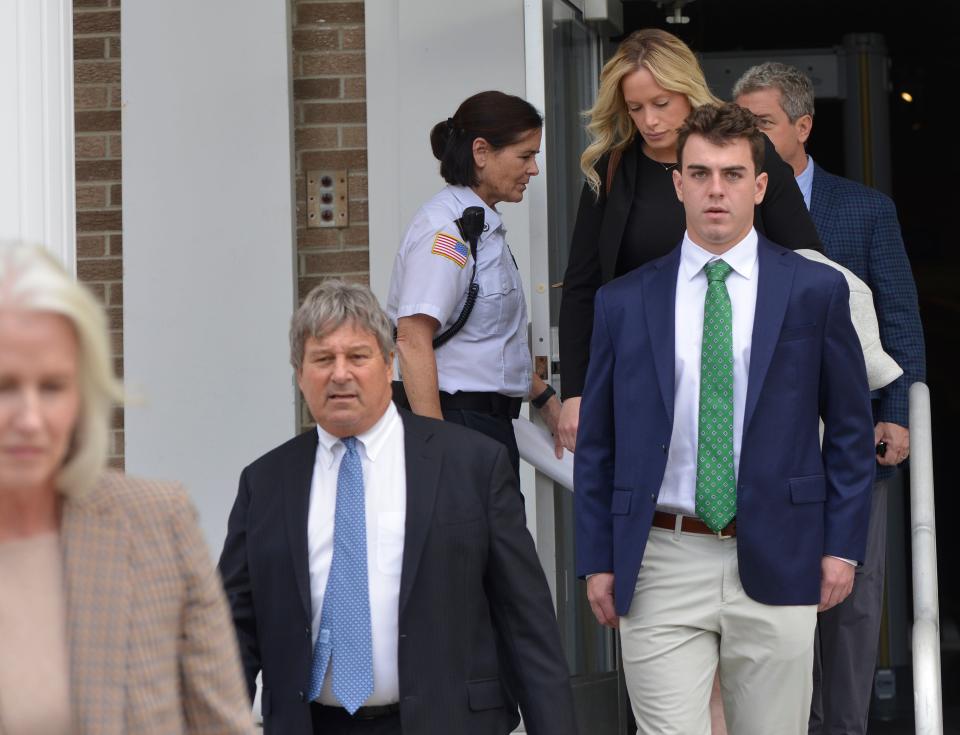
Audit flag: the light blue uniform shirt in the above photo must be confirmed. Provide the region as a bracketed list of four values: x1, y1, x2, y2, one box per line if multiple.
[386, 185, 531, 397]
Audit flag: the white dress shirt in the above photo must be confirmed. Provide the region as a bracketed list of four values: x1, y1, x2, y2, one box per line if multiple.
[795, 154, 814, 210]
[656, 229, 759, 516]
[307, 402, 406, 706]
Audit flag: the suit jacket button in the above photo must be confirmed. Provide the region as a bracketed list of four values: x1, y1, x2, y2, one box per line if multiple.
[399, 633, 407, 639]
[650, 493, 655, 501]
[304, 626, 311, 638]
[298, 691, 305, 702]
[661, 444, 667, 453]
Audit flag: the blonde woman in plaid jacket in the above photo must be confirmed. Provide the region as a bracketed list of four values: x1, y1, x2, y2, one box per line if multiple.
[0, 243, 253, 735]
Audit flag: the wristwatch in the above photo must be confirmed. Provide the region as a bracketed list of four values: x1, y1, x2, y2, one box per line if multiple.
[531, 384, 556, 409]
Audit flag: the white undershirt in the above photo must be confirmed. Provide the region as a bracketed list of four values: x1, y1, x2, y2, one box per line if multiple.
[657, 229, 759, 516]
[307, 402, 406, 707]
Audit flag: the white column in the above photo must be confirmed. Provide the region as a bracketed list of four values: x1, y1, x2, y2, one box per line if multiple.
[122, 1, 298, 551]
[0, 0, 76, 268]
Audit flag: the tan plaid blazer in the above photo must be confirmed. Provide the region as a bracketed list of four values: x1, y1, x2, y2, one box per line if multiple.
[62, 471, 254, 735]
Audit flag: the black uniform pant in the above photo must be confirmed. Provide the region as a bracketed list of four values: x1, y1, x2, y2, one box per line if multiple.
[441, 409, 520, 479]
[441, 408, 524, 723]
[391, 382, 521, 479]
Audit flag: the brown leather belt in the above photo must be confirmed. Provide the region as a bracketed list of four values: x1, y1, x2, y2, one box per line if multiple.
[652, 511, 736, 538]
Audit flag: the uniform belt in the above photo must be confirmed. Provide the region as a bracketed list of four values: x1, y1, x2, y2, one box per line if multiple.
[652, 511, 737, 538]
[392, 382, 522, 419]
[438, 390, 522, 418]
[310, 702, 400, 720]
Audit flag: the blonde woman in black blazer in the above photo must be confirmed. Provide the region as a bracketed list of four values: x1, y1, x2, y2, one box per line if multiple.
[557, 29, 820, 451]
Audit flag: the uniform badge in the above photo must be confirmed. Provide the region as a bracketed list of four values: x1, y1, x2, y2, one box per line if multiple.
[431, 232, 469, 269]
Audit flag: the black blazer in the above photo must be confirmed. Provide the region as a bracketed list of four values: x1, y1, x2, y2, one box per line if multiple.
[219, 409, 576, 735]
[559, 135, 822, 399]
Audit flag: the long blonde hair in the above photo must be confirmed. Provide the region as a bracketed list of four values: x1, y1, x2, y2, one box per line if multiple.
[581, 28, 720, 194]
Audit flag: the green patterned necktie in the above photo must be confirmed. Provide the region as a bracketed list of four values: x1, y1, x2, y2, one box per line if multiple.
[695, 259, 736, 533]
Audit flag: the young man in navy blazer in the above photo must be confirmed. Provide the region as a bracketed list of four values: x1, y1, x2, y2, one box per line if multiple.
[575, 103, 875, 735]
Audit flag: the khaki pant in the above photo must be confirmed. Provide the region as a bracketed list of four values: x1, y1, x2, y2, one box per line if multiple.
[619, 525, 818, 735]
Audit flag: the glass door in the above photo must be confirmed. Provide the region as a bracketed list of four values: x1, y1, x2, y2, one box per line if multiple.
[542, 4, 629, 733]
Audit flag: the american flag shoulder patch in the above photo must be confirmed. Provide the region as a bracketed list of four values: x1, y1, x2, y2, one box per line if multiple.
[431, 232, 469, 268]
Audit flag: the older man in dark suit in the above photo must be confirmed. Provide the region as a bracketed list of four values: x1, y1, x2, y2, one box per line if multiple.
[736, 63, 926, 735]
[219, 281, 575, 735]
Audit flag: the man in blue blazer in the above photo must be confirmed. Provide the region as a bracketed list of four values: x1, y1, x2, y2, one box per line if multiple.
[575, 103, 875, 735]
[736, 63, 926, 735]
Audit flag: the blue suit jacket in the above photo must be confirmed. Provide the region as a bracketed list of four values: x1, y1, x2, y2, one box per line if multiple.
[574, 236, 876, 615]
[809, 163, 926, 436]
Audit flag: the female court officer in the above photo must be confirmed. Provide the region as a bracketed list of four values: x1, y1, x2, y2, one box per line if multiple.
[387, 90, 561, 475]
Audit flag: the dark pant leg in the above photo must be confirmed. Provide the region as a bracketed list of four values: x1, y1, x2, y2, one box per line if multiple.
[311, 705, 402, 735]
[809, 478, 889, 735]
[441, 409, 520, 478]
[439, 408, 523, 722]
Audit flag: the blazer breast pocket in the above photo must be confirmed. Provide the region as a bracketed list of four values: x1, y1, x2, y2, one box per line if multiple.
[778, 324, 817, 343]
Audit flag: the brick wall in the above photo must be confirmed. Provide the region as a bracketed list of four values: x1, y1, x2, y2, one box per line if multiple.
[292, 1, 369, 301]
[74, 0, 124, 468]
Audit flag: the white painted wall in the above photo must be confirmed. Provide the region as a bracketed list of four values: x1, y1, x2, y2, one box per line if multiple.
[123, 1, 297, 552]
[366, 0, 533, 309]
[367, 0, 559, 552]
[0, 0, 76, 268]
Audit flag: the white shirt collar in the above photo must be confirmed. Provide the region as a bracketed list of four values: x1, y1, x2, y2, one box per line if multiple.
[449, 185, 503, 241]
[314, 400, 401, 469]
[680, 227, 759, 282]
[795, 154, 814, 211]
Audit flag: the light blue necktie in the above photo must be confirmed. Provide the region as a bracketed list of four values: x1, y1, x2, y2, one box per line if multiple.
[306, 436, 374, 713]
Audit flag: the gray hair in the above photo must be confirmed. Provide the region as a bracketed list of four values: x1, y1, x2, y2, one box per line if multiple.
[0, 241, 124, 499]
[732, 62, 815, 122]
[289, 280, 394, 370]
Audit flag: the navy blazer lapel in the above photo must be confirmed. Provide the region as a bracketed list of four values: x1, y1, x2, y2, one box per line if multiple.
[643, 247, 680, 425]
[744, 238, 796, 432]
[809, 163, 836, 238]
[283, 430, 318, 619]
[599, 141, 639, 283]
[398, 411, 440, 616]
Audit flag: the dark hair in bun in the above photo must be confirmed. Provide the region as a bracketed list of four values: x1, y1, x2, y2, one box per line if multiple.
[430, 90, 543, 187]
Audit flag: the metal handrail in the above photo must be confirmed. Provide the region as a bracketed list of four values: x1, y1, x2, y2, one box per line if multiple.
[908, 382, 943, 734]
